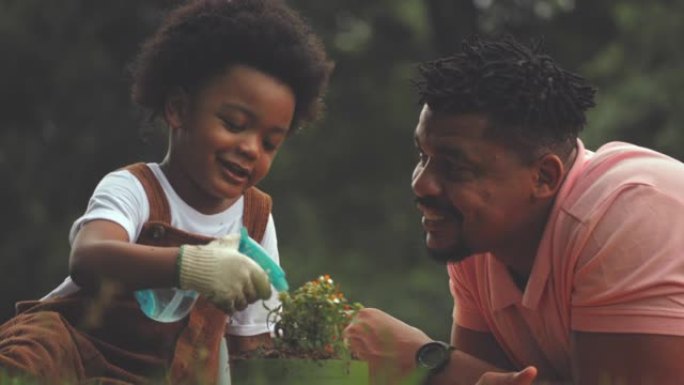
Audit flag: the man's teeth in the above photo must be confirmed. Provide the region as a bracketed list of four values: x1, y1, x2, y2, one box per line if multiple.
[424, 213, 445, 220]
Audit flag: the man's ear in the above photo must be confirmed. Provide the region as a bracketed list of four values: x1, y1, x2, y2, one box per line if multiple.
[163, 88, 189, 130]
[532, 153, 565, 199]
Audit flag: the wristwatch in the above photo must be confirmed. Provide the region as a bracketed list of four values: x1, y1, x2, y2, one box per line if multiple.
[415, 340, 455, 376]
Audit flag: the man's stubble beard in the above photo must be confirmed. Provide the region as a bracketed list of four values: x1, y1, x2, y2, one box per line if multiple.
[425, 233, 473, 264]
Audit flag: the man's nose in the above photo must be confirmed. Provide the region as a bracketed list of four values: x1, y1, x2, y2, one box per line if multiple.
[411, 163, 441, 198]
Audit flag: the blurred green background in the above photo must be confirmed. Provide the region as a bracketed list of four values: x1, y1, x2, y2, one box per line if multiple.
[1, 0, 683, 342]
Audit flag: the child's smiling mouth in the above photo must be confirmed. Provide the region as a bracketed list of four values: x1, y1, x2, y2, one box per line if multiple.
[218, 158, 250, 183]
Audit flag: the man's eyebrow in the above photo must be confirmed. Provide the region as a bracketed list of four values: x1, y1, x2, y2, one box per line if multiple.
[414, 135, 471, 160]
[433, 140, 471, 161]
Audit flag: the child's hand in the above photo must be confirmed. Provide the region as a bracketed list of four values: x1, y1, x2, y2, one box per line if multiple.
[178, 234, 272, 314]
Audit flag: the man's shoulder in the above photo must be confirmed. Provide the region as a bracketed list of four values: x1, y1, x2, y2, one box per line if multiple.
[585, 141, 682, 184]
[562, 141, 684, 222]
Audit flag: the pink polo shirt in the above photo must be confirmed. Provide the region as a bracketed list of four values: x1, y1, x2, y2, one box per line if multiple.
[448, 139, 684, 379]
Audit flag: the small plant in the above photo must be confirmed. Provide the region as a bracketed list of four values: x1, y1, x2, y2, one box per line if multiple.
[268, 274, 363, 360]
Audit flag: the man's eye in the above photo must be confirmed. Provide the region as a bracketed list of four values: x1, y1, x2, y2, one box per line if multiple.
[417, 152, 428, 165]
[446, 166, 474, 181]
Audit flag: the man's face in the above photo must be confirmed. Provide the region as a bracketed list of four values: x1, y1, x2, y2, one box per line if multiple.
[411, 105, 539, 264]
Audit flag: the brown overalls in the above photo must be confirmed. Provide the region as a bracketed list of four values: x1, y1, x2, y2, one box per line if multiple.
[0, 163, 272, 385]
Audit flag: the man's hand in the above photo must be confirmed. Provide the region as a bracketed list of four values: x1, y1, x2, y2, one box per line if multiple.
[343, 308, 432, 384]
[476, 367, 538, 385]
[178, 234, 272, 314]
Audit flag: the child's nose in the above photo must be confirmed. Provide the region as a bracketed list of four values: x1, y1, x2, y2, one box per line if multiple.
[237, 133, 260, 159]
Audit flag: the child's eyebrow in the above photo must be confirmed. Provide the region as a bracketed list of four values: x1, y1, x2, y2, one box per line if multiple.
[218, 103, 255, 119]
[218, 103, 290, 134]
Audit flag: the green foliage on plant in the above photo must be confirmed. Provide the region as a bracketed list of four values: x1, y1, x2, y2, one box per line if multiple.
[269, 275, 363, 359]
[0, 371, 40, 385]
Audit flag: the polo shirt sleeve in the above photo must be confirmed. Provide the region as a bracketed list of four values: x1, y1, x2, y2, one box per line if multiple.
[449, 262, 490, 332]
[571, 184, 684, 336]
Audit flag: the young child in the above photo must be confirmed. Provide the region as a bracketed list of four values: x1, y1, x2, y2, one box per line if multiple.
[0, 0, 332, 384]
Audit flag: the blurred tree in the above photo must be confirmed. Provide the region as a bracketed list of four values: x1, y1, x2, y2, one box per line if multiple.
[0, 0, 169, 322]
[1, 0, 682, 342]
[424, 0, 478, 54]
[582, 0, 684, 160]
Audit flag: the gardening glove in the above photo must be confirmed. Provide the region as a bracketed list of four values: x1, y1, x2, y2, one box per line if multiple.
[178, 233, 272, 314]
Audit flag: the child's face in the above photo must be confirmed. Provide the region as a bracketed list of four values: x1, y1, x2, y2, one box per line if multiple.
[167, 64, 295, 212]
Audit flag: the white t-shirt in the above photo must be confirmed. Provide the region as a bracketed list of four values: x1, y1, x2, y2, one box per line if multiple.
[44, 163, 281, 336]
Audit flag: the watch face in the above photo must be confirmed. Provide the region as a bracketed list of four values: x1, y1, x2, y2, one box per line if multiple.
[417, 341, 451, 370]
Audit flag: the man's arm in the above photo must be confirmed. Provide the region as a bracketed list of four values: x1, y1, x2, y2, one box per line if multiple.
[427, 323, 515, 385]
[473, 331, 684, 385]
[571, 331, 684, 385]
[345, 309, 684, 385]
[345, 308, 523, 385]
[452, 324, 514, 370]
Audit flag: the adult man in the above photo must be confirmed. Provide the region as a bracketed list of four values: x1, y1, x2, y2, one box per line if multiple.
[344, 37, 684, 385]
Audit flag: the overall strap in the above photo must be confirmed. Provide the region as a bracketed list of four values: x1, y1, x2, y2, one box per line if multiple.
[124, 162, 171, 224]
[242, 187, 272, 243]
[125, 162, 272, 242]
[170, 187, 272, 385]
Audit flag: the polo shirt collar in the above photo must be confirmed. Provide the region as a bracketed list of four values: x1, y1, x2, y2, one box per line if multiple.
[488, 254, 523, 311]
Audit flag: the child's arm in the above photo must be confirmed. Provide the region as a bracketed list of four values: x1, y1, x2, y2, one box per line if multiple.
[69, 219, 178, 291]
[69, 219, 272, 315]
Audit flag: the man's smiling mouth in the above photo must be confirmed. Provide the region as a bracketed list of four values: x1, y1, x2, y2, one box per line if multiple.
[416, 198, 464, 230]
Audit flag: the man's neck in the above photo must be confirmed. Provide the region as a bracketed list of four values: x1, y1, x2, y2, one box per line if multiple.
[499, 143, 580, 289]
[507, 267, 529, 291]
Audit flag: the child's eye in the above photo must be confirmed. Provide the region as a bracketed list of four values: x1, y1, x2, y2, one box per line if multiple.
[263, 139, 276, 151]
[263, 135, 284, 152]
[220, 117, 245, 133]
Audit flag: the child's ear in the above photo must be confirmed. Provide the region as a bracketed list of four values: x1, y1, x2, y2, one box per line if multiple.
[532, 153, 565, 199]
[163, 88, 189, 130]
